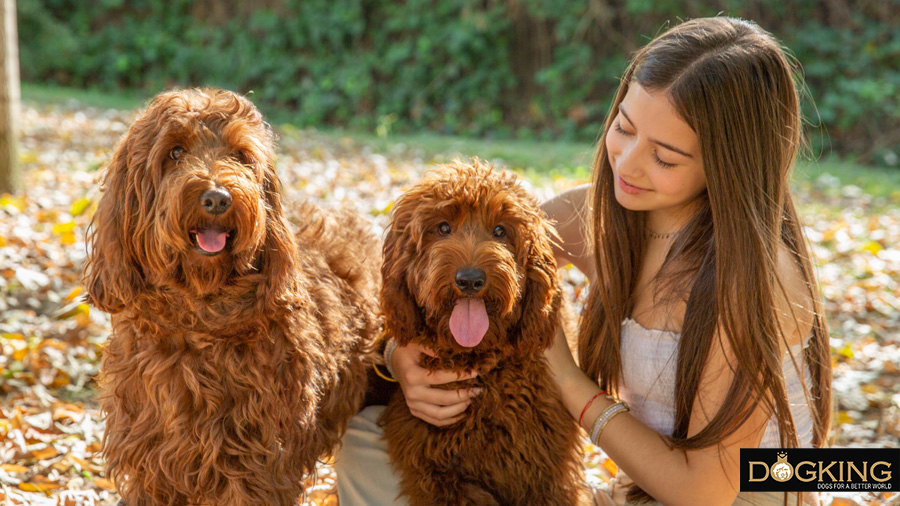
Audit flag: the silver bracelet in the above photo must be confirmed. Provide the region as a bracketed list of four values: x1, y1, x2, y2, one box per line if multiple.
[384, 338, 399, 378]
[589, 400, 630, 445]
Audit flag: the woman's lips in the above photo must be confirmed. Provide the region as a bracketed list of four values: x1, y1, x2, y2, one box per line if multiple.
[617, 175, 650, 195]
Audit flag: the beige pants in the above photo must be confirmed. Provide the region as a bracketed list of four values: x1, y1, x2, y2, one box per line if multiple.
[335, 406, 814, 506]
[334, 406, 407, 506]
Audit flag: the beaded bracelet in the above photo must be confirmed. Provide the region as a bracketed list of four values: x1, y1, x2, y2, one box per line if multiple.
[383, 337, 399, 378]
[589, 400, 630, 445]
[578, 390, 608, 429]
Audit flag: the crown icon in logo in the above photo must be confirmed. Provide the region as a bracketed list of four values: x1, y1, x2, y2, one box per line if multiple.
[771, 452, 793, 482]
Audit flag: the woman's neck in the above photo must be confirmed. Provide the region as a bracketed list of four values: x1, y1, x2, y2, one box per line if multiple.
[645, 199, 703, 237]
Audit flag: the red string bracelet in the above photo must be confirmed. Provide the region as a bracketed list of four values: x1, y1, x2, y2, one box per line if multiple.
[578, 390, 608, 429]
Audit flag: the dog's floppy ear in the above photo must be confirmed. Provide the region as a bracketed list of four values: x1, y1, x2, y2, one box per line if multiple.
[513, 218, 561, 354]
[381, 194, 425, 345]
[257, 151, 299, 305]
[82, 123, 150, 313]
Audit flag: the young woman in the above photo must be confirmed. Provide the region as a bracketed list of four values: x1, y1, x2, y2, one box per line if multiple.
[336, 16, 832, 506]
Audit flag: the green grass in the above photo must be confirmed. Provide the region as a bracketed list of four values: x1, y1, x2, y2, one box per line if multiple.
[796, 158, 900, 198]
[22, 82, 154, 111]
[23, 82, 899, 197]
[305, 127, 596, 181]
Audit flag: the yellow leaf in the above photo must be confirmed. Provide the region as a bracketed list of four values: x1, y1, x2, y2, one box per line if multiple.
[1, 333, 26, 340]
[19, 477, 65, 493]
[837, 411, 856, 425]
[860, 384, 880, 395]
[56, 303, 90, 320]
[64, 286, 83, 302]
[52, 458, 73, 473]
[60, 231, 77, 245]
[70, 197, 91, 217]
[51, 371, 70, 388]
[0, 234, 6, 247]
[838, 344, 854, 359]
[30, 446, 59, 460]
[93, 477, 116, 490]
[860, 240, 882, 255]
[0, 194, 26, 212]
[12, 348, 27, 362]
[52, 221, 76, 235]
[76, 311, 92, 328]
[602, 457, 618, 476]
[1, 464, 28, 474]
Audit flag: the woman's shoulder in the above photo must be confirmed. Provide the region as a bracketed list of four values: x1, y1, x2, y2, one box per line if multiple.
[774, 244, 816, 350]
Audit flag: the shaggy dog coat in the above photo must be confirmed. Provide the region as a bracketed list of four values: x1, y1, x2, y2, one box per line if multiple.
[379, 160, 587, 506]
[83, 88, 379, 506]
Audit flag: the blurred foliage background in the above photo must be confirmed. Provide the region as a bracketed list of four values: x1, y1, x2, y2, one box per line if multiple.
[17, 0, 900, 167]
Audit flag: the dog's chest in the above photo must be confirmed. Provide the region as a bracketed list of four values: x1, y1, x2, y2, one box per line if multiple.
[126, 328, 312, 419]
[429, 362, 565, 461]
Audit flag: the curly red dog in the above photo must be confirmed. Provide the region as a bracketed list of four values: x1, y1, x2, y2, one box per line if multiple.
[83, 88, 379, 506]
[380, 159, 588, 505]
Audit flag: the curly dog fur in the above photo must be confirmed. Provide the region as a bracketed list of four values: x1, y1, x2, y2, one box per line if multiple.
[379, 159, 588, 505]
[83, 88, 379, 506]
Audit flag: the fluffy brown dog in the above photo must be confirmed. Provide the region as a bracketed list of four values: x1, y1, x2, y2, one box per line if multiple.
[82, 88, 379, 506]
[380, 159, 588, 505]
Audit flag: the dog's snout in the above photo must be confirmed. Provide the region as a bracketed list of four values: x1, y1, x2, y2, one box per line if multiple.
[455, 267, 486, 295]
[200, 187, 232, 216]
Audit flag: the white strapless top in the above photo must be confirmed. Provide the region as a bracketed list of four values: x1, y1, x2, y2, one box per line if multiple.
[618, 318, 814, 448]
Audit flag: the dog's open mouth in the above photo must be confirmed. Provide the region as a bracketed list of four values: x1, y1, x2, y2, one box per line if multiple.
[449, 298, 490, 348]
[189, 225, 232, 256]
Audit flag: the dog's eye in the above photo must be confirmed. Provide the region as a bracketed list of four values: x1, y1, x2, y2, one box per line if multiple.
[493, 225, 507, 239]
[169, 146, 185, 160]
[437, 222, 451, 236]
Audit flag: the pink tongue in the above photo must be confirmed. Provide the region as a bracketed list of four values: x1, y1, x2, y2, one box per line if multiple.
[196, 229, 228, 253]
[449, 298, 489, 348]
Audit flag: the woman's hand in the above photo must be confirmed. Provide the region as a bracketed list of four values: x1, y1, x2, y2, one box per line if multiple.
[391, 342, 481, 426]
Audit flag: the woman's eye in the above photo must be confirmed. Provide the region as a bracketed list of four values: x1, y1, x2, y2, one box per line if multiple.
[493, 225, 506, 239]
[653, 152, 676, 169]
[438, 222, 451, 236]
[169, 146, 185, 160]
[613, 121, 631, 136]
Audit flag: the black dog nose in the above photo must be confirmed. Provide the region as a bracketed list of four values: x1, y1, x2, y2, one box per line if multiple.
[200, 187, 232, 215]
[455, 267, 486, 295]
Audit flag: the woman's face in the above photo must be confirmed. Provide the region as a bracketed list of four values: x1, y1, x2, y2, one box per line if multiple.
[606, 83, 707, 227]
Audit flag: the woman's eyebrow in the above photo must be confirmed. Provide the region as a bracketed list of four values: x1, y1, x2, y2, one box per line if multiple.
[619, 104, 694, 159]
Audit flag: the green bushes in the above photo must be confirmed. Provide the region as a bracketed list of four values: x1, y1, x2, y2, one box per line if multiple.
[18, 0, 899, 166]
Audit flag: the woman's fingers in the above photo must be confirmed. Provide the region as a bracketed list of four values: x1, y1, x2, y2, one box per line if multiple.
[408, 399, 472, 427]
[392, 341, 482, 425]
[412, 386, 482, 406]
[423, 367, 478, 386]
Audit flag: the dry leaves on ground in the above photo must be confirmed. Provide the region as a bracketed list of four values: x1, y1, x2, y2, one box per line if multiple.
[1, 102, 897, 505]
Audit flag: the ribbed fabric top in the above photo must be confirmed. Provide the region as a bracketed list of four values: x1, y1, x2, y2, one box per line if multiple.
[618, 318, 814, 448]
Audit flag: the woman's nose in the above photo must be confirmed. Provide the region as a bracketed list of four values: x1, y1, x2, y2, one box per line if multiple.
[614, 140, 642, 177]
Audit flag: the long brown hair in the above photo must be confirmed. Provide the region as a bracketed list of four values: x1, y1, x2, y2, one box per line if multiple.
[577, 17, 832, 501]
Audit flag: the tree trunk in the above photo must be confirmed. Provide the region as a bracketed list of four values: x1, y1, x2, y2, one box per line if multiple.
[0, 0, 20, 194]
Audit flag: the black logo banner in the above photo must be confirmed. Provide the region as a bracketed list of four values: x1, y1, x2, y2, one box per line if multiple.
[741, 448, 899, 492]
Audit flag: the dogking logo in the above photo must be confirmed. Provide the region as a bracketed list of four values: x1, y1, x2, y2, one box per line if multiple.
[741, 448, 899, 492]
[771, 452, 793, 482]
